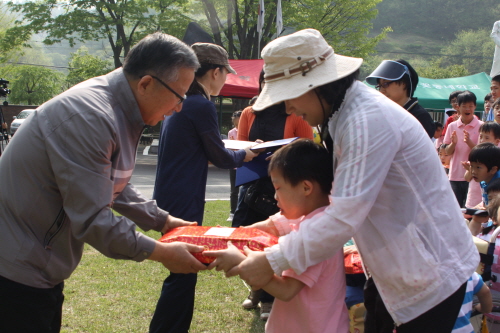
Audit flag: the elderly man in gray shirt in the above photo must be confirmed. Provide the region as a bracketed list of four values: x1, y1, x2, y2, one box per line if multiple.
[0, 32, 207, 333]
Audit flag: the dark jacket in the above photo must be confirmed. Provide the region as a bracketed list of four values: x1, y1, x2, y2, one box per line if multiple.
[404, 97, 435, 138]
[0, 69, 165, 288]
[154, 94, 246, 223]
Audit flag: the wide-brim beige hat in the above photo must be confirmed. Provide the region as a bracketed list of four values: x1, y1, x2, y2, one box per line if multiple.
[253, 29, 363, 111]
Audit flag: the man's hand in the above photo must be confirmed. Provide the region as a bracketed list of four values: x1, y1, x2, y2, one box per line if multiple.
[161, 215, 198, 234]
[243, 219, 279, 237]
[205, 241, 246, 274]
[227, 247, 274, 289]
[148, 241, 207, 274]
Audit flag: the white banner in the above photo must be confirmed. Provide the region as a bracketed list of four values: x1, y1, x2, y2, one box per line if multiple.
[276, 0, 282, 36]
[257, 0, 265, 34]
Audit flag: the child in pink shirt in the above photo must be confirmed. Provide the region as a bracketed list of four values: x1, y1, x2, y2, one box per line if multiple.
[463, 122, 500, 208]
[206, 139, 349, 333]
[444, 91, 482, 207]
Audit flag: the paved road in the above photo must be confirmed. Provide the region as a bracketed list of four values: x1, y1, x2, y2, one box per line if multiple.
[130, 149, 231, 201]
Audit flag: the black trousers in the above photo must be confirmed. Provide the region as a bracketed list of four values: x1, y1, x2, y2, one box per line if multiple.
[229, 169, 238, 214]
[450, 180, 469, 208]
[149, 272, 198, 333]
[364, 277, 467, 333]
[0, 275, 64, 333]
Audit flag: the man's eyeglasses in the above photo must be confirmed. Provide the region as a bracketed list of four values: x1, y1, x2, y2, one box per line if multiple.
[149, 75, 186, 104]
[375, 81, 394, 90]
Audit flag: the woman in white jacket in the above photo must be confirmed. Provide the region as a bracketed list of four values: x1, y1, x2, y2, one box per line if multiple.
[209, 29, 479, 333]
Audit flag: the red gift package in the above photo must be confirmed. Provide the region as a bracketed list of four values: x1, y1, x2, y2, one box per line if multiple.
[159, 226, 278, 264]
[344, 252, 364, 275]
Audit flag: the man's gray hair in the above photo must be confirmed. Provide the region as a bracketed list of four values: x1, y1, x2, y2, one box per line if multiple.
[123, 32, 199, 83]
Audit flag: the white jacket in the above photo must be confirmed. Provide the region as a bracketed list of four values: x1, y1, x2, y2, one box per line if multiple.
[266, 81, 478, 325]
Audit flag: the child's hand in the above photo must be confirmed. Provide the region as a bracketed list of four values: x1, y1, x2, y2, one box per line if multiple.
[461, 161, 471, 171]
[473, 203, 486, 210]
[244, 219, 279, 237]
[463, 129, 469, 142]
[205, 241, 247, 275]
[451, 130, 458, 144]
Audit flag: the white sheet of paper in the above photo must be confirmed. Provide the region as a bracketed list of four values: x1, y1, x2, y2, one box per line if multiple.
[204, 227, 235, 237]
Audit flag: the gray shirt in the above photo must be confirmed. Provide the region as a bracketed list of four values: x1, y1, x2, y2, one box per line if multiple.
[0, 68, 167, 288]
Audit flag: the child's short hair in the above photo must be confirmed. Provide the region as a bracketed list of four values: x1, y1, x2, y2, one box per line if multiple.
[487, 195, 500, 222]
[269, 139, 333, 194]
[486, 178, 500, 195]
[492, 75, 500, 84]
[480, 121, 500, 139]
[457, 90, 477, 106]
[492, 98, 500, 110]
[434, 121, 443, 130]
[468, 142, 500, 171]
[232, 110, 242, 118]
[439, 143, 448, 150]
[485, 93, 493, 102]
[449, 90, 464, 104]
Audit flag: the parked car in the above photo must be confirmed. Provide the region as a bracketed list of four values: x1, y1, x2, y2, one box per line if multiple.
[10, 109, 35, 136]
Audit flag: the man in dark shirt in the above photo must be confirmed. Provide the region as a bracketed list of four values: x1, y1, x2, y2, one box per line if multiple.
[366, 59, 435, 138]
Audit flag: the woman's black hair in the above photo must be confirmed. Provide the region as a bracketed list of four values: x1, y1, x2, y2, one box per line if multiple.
[314, 69, 359, 144]
[258, 69, 265, 94]
[316, 69, 360, 117]
[186, 63, 226, 98]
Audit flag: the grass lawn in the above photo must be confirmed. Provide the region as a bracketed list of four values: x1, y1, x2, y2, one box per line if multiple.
[61, 200, 266, 333]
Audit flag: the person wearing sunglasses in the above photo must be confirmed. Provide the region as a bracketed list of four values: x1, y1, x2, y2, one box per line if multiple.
[366, 59, 435, 138]
[150, 43, 258, 333]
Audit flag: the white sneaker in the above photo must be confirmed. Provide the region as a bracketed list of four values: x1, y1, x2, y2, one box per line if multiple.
[242, 290, 262, 309]
[260, 302, 273, 321]
[226, 213, 234, 222]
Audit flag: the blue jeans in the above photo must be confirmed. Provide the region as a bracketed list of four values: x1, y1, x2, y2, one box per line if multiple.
[149, 273, 197, 333]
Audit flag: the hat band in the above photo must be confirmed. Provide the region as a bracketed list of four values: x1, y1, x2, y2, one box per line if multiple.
[265, 48, 334, 82]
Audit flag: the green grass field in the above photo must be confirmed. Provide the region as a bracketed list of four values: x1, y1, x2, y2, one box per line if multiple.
[61, 200, 266, 333]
